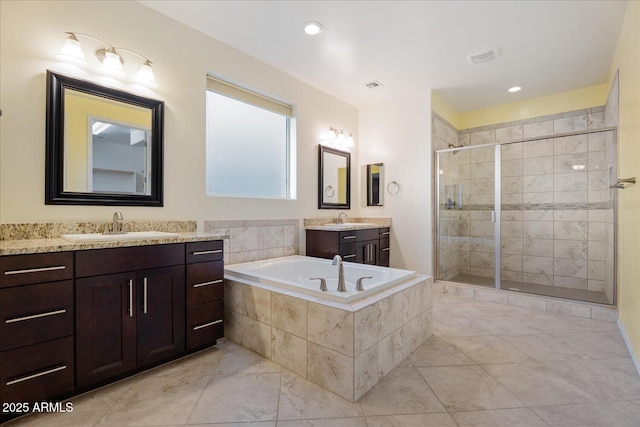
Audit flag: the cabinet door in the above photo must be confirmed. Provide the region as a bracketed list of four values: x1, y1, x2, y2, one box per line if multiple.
[136, 266, 185, 366]
[356, 240, 379, 265]
[76, 272, 136, 389]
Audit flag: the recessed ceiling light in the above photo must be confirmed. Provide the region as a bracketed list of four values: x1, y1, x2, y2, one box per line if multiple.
[508, 86, 522, 93]
[304, 21, 323, 35]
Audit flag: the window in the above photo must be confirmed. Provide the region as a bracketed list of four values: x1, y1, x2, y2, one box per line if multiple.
[206, 76, 295, 198]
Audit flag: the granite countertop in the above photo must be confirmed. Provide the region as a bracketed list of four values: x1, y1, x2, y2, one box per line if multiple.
[304, 217, 392, 232]
[0, 232, 229, 256]
[305, 224, 389, 231]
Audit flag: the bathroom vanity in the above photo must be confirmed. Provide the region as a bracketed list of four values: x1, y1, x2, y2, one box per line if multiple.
[305, 225, 390, 267]
[0, 232, 224, 419]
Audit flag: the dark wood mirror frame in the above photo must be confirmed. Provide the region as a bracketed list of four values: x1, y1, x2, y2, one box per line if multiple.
[45, 70, 164, 206]
[318, 144, 351, 209]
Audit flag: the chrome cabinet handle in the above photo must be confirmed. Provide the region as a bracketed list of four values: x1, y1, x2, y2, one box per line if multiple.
[193, 319, 222, 330]
[191, 250, 222, 255]
[4, 265, 66, 275]
[343, 254, 356, 259]
[193, 279, 223, 288]
[381, 231, 390, 236]
[128, 279, 133, 317]
[5, 309, 66, 324]
[6, 365, 66, 386]
[143, 277, 148, 314]
[342, 236, 356, 240]
[382, 247, 390, 252]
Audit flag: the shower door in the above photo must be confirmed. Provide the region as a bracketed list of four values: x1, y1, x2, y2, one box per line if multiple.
[435, 129, 616, 305]
[436, 145, 498, 287]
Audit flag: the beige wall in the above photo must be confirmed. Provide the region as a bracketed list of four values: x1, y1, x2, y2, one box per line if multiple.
[360, 99, 432, 274]
[610, 1, 640, 365]
[0, 0, 359, 241]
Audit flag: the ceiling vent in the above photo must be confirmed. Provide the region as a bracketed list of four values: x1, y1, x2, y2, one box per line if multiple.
[365, 80, 384, 89]
[467, 48, 500, 65]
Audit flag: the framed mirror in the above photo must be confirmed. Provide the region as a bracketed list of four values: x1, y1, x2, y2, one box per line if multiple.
[318, 145, 350, 209]
[45, 71, 164, 206]
[366, 163, 384, 206]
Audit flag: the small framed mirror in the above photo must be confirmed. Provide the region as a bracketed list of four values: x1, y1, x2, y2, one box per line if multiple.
[45, 71, 164, 206]
[366, 163, 384, 206]
[318, 145, 350, 209]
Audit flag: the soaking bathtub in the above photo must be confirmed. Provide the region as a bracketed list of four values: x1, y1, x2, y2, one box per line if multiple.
[223, 255, 432, 401]
[224, 255, 416, 303]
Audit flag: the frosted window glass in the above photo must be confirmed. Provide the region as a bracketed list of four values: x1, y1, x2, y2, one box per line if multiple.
[206, 90, 291, 198]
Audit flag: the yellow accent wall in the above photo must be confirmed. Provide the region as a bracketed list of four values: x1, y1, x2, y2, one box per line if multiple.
[65, 90, 151, 192]
[610, 0, 640, 365]
[450, 84, 609, 130]
[431, 92, 463, 130]
[338, 167, 346, 204]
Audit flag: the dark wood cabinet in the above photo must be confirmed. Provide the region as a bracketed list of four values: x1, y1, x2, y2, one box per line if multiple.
[75, 245, 185, 388]
[185, 241, 224, 350]
[0, 238, 223, 419]
[0, 252, 75, 411]
[136, 266, 185, 366]
[76, 272, 137, 388]
[306, 227, 390, 267]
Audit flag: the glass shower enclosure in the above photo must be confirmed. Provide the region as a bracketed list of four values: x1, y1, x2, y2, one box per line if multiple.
[435, 129, 616, 305]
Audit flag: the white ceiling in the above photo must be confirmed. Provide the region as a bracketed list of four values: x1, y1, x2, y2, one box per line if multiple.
[139, 0, 628, 111]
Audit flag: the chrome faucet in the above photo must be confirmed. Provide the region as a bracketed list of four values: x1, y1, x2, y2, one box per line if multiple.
[337, 212, 348, 224]
[332, 255, 347, 292]
[104, 211, 127, 235]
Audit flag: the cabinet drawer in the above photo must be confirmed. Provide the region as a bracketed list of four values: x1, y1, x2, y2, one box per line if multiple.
[339, 243, 356, 261]
[186, 301, 223, 350]
[356, 228, 380, 241]
[380, 237, 390, 250]
[0, 336, 74, 404]
[186, 261, 223, 306]
[0, 280, 73, 351]
[338, 231, 357, 242]
[0, 252, 73, 288]
[186, 241, 223, 264]
[76, 243, 184, 278]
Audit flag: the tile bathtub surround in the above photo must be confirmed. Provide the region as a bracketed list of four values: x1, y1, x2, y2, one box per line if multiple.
[224, 275, 433, 401]
[0, 220, 197, 240]
[204, 219, 299, 265]
[6, 291, 640, 427]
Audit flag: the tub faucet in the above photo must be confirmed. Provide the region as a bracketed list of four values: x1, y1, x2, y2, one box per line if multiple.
[332, 255, 347, 292]
[337, 212, 348, 224]
[104, 211, 126, 235]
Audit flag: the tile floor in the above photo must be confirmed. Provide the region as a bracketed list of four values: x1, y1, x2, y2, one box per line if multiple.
[5, 292, 640, 427]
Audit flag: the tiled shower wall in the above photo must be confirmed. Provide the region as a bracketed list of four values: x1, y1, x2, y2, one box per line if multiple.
[433, 98, 617, 303]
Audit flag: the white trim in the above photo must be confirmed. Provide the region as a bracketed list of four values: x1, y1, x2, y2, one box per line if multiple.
[617, 318, 640, 376]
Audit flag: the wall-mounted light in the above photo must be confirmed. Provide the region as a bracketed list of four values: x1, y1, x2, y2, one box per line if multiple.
[57, 32, 157, 88]
[326, 127, 354, 148]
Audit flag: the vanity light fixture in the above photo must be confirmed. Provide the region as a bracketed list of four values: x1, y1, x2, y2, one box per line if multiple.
[304, 21, 324, 35]
[508, 86, 522, 93]
[57, 32, 158, 88]
[327, 127, 354, 148]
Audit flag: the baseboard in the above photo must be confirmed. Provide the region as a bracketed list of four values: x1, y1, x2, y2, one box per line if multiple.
[617, 318, 640, 376]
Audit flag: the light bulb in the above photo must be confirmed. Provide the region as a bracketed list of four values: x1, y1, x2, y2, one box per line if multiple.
[100, 48, 125, 78]
[57, 34, 86, 65]
[135, 60, 157, 88]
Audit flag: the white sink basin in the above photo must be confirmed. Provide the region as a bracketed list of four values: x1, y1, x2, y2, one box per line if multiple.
[322, 223, 377, 228]
[61, 231, 180, 243]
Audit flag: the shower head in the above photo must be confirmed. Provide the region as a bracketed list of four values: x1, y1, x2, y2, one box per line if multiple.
[448, 143, 464, 154]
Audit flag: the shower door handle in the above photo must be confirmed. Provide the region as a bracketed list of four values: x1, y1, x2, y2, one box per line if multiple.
[491, 211, 496, 223]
